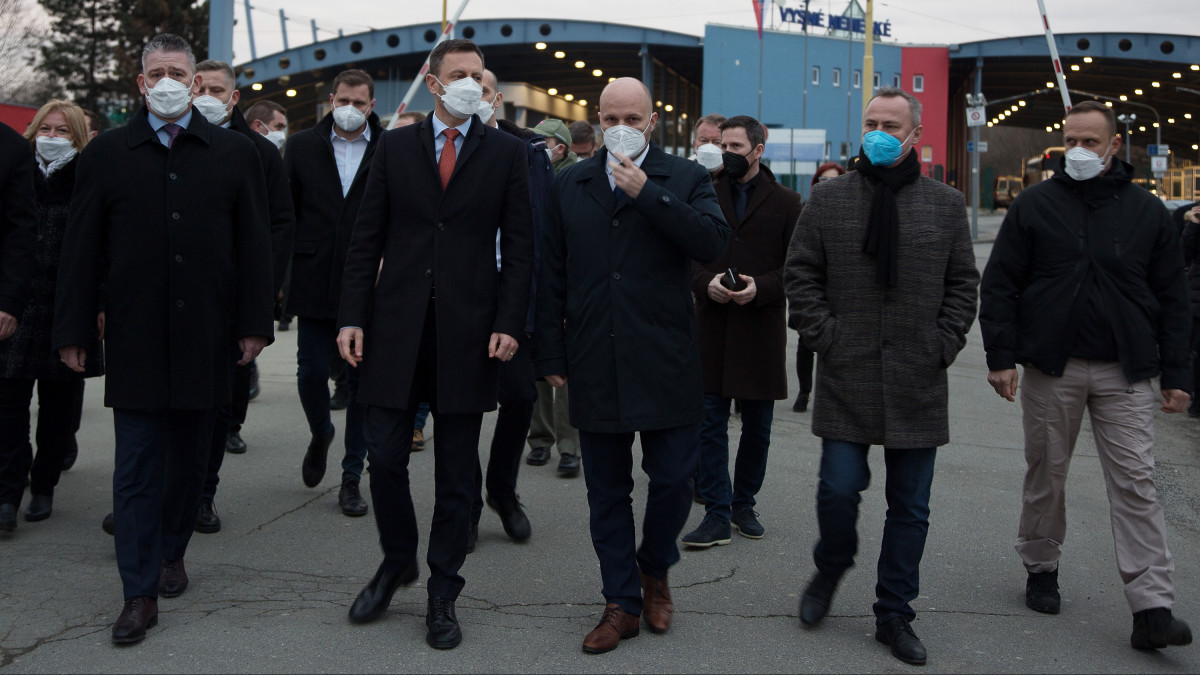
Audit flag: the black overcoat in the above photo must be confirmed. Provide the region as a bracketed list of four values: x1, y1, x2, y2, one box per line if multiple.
[229, 107, 294, 292]
[0, 156, 103, 380]
[284, 111, 381, 319]
[52, 106, 275, 410]
[534, 144, 730, 433]
[0, 123, 36, 319]
[690, 166, 801, 400]
[338, 116, 533, 413]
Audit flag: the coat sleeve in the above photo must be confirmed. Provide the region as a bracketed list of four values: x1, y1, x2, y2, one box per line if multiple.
[261, 145, 295, 293]
[690, 259, 715, 307]
[337, 135, 391, 331]
[752, 189, 802, 307]
[784, 185, 835, 354]
[936, 198, 980, 368]
[494, 138, 534, 340]
[533, 173, 568, 378]
[979, 200, 1032, 371]
[0, 130, 37, 319]
[632, 162, 729, 264]
[52, 143, 105, 352]
[1148, 207, 1193, 393]
[233, 144, 275, 343]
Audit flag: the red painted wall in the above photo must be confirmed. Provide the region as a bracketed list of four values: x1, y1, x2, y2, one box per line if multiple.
[0, 103, 38, 136]
[901, 47, 950, 178]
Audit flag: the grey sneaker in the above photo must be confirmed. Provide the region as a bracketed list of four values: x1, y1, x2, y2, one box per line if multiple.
[681, 513, 731, 548]
[731, 506, 764, 538]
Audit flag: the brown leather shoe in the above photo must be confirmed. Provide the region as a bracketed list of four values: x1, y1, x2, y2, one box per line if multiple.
[158, 558, 189, 598]
[640, 570, 674, 633]
[111, 596, 158, 645]
[582, 603, 639, 654]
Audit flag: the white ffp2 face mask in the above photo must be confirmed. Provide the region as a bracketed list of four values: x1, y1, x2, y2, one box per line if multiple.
[476, 94, 499, 124]
[193, 94, 232, 125]
[332, 105, 367, 132]
[145, 76, 194, 119]
[434, 76, 484, 119]
[1064, 146, 1111, 181]
[695, 143, 723, 171]
[265, 128, 287, 149]
[603, 116, 653, 161]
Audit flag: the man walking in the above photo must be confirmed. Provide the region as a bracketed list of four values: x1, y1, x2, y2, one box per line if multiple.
[785, 87, 978, 666]
[53, 33, 273, 644]
[980, 99, 1193, 651]
[337, 39, 532, 650]
[682, 114, 801, 548]
[535, 77, 728, 654]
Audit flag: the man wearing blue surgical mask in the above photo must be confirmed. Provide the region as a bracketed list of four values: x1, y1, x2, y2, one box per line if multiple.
[785, 87, 979, 667]
[981, 100, 1194, 653]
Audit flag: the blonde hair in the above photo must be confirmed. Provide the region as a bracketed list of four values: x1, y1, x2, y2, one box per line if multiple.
[24, 99, 90, 152]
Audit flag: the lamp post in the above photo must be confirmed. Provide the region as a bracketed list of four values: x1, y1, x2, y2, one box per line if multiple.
[1117, 113, 1136, 164]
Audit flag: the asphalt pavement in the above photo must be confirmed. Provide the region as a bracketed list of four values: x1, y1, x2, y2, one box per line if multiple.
[3, 209, 1200, 673]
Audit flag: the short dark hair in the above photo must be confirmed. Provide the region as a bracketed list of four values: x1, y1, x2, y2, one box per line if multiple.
[195, 59, 236, 87]
[82, 107, 108, 133]
[429, 39, 485, 79]
[332, 69, 374, 99]
[719, 115, 766, 148]
[397, 111, 426, 124]
[245, 100, 286, 127]
[141, 33, 195, 73]
[568, 120, 595, 144]
[1068, 100, 1118, 137]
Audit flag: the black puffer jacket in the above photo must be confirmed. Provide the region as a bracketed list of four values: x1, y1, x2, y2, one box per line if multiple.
[980, 157, 1191, 392]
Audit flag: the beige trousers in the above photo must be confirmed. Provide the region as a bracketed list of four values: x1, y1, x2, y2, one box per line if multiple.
[1017, 358, 1175, 612]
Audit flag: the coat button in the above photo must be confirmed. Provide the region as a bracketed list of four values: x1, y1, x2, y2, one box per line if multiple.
[437, 222, 445, 231]
[609, 329, 615, 337]
[659, 194, 671, 205]
[612, 272, 621, 280]
[611, 219, 619, 228]
[175, 299, 184, 308]
[169, 172, 177, 180]
[174, 255, 183, 263]
[425, 268, 433, 278]
[172, 212, 181, 220]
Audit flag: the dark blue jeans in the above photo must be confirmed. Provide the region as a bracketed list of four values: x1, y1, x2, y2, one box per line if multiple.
[296, 317, 365, 482]
[697, 395, 773, 520]
[813, 439, 936, 623]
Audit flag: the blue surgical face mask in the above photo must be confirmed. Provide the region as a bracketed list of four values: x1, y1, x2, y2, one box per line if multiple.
[862, 128, 915, 166]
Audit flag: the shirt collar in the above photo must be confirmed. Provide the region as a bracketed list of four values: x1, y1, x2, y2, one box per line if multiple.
[148, 108, 193, 132]
[605, 144, 650, 177]
[330, 120, 372, 144]
[431, 113, 472, 139]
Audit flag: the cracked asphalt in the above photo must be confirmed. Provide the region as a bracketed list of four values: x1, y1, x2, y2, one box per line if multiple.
[3, 213, 1200, 673]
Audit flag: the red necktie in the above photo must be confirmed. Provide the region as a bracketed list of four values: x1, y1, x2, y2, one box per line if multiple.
[439, 128, 460, 189]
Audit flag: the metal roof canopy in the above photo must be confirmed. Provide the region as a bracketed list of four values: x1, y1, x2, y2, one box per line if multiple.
[949, 33, 1200, 157]
[235, 18, 704, 131]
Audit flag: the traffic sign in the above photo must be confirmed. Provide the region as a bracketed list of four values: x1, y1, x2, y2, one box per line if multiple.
[967, 141, 988, 153]
[1147, 144, 1170, 156]
[1151, 156, 1168, 173]
[966, 106, 986, 127]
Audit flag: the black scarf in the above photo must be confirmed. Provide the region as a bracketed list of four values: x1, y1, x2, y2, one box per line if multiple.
[854, 148, 921, 287]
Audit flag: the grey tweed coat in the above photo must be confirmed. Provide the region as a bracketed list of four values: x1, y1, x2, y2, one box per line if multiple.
[784, 170, 979, 448]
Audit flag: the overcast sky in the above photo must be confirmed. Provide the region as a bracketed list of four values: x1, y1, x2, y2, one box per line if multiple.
[231, 0, 1194, 64]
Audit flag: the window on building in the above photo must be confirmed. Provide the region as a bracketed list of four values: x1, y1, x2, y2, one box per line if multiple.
[833, 68, 841, 87]
[840, 141, 853, 161]
[853, 69, 861, 88]
[913, 74, 925, 92]
[825, 141, 832, 161]
[873, 72, 881, 88]
[893, 74, 901, 87]
[812, 66, 820, 85]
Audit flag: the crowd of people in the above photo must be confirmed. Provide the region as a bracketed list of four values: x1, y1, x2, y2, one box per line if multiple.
[0, 31, 1194, 665]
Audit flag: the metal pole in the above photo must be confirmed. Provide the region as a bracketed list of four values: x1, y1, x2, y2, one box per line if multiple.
[757, 1, 766, 120]
[243, 0, 256, 61]
[971, 58, 983, 240]
[207, 0, 234, 64]
[311, 19, 318, 43]
[278, 9, 288, 51]
[388, 0, 473, 128]
[862, 0, 874, 116]
[1035, 0, 1072, 113]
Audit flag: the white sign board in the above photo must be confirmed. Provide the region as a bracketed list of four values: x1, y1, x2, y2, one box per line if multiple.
[966, 106, 986, 127]
[1151, 156, 1168, 173]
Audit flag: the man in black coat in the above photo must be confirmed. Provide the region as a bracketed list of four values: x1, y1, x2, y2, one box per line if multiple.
[981, 100, 1193, 651]
[336, 39, 533, 650]
[284, 69, 381, 517]
[534, 77, 729, 654]
[52, 34, 274, 645]
[0, 122, 37, 531]
[192, 59, 295, 533]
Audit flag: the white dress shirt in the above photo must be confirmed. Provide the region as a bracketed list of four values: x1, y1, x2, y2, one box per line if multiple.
[330, 121, 372, 197]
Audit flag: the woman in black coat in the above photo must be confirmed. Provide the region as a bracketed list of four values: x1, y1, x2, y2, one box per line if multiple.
[0, 100, 103, 529]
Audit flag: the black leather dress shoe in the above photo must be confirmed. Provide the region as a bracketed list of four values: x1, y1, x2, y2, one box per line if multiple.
[526, 446, 550, 466]
[0, 503, 16, 532]
[338, 480, 369, 517]
[348, 559, 419, 624]
[25, 494, 53, 522]
[800, 570, 837, 627]
[426, 597, 463, 649]
[111, 596, 158, 645]
[875, 616, 927, 665]
[486, 495, 531, 541]
[247, 361, 260, 401]
[158, 558, 189, 598]
[225, 431, 247, 454]
[557, 452, 581, 477]
[302, 430, 335, 487]
[61, 438, 78, 471]
[195, 499, 221, 533]
[102, 512, 114, 535]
